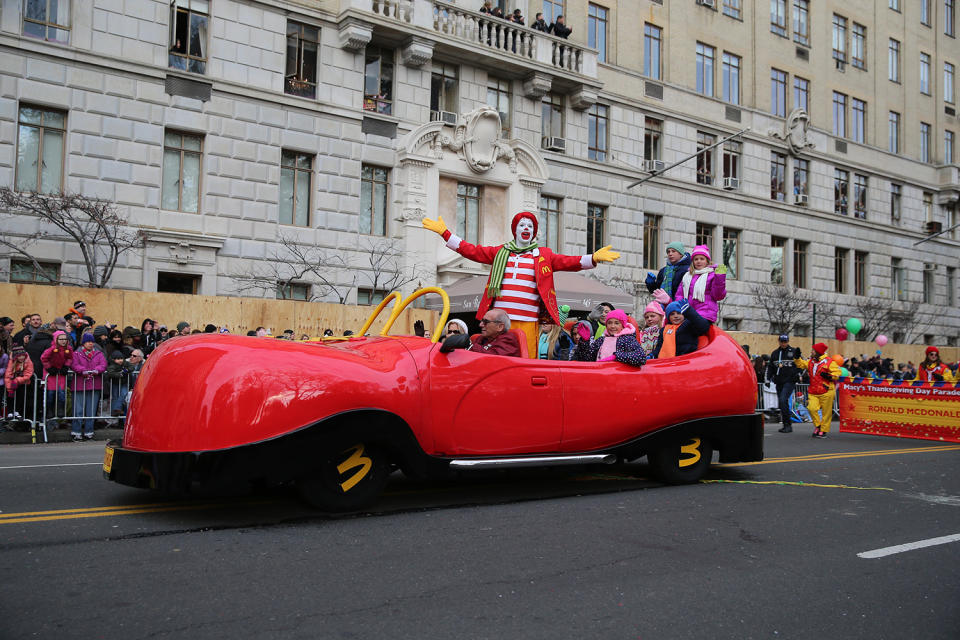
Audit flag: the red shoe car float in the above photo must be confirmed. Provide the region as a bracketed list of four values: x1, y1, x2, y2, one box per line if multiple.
[104, 288, 763, 510]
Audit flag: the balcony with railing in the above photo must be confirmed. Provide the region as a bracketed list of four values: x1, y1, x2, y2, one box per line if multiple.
[339, 0, 600, 103]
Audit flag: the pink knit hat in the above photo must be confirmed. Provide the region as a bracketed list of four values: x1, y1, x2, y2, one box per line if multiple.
[606, 309, 629, 326]
[690, 244, 711, 260]
[643, 301, 664, 317]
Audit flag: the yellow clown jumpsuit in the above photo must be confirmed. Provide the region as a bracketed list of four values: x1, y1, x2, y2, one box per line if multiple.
[794, 355, 842, 433]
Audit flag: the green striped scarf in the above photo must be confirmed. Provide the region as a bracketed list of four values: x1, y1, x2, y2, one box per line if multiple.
[487, 240, 538, 298]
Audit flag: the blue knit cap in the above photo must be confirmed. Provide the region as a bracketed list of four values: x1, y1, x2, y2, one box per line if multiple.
[664, 301, 685, 317]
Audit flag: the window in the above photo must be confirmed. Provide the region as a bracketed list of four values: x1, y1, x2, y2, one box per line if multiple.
[723, 140, 741, 180]
[285, 22, 319, 99]
[696, 132, 715, 185]
[643, 214, 660, 270]
[430, 62, 458, 117]
[889, 0, 900, 10]
[771, 152, 787, 201]
[722, 318, 741, 331]
[15, 105, 65, 194]
[948, 266, 956, 306]
[280, 151, 313, 227]
[696, 223, 715, 257]
[855, 251, 868, 295]
[770, 237, 786, 284]
[587, 4, 608, 63]
[888, 111, 900, 153]
[921, 123, 931, 163]
[643, 24, 662, 79]
[851, 98, 866, 143]
[923, 264, 935, 303]
[923, 192, 934, 220]
[543, 0, 563, 24]
[539, 196, 562, 249]
[946, 63, 956, 103]
[157, 272, 200, 294]
[586, 204, 606, 255]
[277, 283, 310, 301]
[771, 0, 787, 37]
[771, 68, 787, 117]
[948, 0, 956, 36]
[456, 183, 480, 244]
[722, 228, 740, 279]
[22, 0, 70, 43]
[832, 92, 846, 137]
[890, 183, 902, 223]
[587, 104, 608, 162]
[891, 258, 906, 300]
[644, 118, 662, 161]
[364, 47, 394, 115]
[360, 165, 389, 236]
[947, 131, 955, 164]
[486, 77, 511, 137]
[162, 131, 202, 213]
[851, 23, 866, 69]
[793, 158, 809, 197]
[922, 0, 931, 25]
[723, 0, 741, 20]
[9, 259, 58, 284]
[793, 76, 809, 112]
[357, 288, 388, 306]
[696, 43, 715, 97]
[542, 93, 563, 140]
[793, 0, 809, 45]
[853, 174, 868, 219]
[722, 53, 741, 104]
[835, 248, 849, 293]
[920, 53, 931, 94]
[834, 169, 849, 215]
[793, 241, 808, 288]
[888, 39, 900, 82]
[169, 0, 209, 74]
[832, 14, 847, 61]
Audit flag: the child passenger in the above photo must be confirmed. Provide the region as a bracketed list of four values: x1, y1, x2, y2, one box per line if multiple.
[572, 310, 645, 366]
[651, 300, 711, 359]
[639, 301, 664, 357]
[668, 245, 727, 324]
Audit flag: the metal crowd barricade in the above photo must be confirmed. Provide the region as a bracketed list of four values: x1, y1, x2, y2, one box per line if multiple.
[1, 375, 45, 443]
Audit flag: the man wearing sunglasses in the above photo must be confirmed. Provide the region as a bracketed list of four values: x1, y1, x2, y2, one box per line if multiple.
[460, 309, 521, 357]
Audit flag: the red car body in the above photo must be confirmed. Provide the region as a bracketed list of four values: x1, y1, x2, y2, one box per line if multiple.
[105, 326, 762, 507]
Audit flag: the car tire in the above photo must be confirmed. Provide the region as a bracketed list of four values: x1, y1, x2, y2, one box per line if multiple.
[648, 436, 713, 485]
[297, 442, 391, 511]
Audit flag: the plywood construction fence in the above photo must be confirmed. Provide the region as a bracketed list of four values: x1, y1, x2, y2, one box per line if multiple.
[0, 283, 437, 338]
[728, 331, 959, 366]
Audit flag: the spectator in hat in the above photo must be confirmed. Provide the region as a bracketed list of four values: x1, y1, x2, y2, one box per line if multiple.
[646, 241, 692, 300]
[444, 319, 469, 339]
[93, 324, 111, 354]
[4, 345, 34, 420]
[140, 319, 159, 356]
[572, 309, 645, 366]
[25, 322, 54, 379]
[70, 334, 107, 441]
[105, 350, 133, 418]
[794, 343, 840, 439]
[639, 301, 665, 357]
[64, 312, 88, 347]
[652, 300, 711, 359]
[669, 244, 727, 324]
[767, 334, 802, 433]
[204, 324, 217, 333]
[41, 330, 73, 424]
[176, 321, 191, 335]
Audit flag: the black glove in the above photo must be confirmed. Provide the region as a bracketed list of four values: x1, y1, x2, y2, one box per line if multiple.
[819, 370, 833, 381]
[58, 367, 70, 375]
[439, 333, 470, 353]
[933, 373, 944, 382]
[414, 320, 425, 337]
[793, 347, 801, 359]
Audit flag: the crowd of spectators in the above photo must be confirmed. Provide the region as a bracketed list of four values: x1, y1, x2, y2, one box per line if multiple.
[753, 346, 957, 386]
[478, 3, 571, 38]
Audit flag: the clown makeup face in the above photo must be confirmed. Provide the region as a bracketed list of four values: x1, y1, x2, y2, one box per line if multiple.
[643, 312, 661, 328]
[605, 317, 623, 334]
[666, 248, 682, 264]
[515, 217, 535, 247]
[692, 255, 709, 269]
[668, 311, 684, 324]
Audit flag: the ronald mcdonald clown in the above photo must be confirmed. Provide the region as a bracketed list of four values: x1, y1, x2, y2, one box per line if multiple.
[794, 342, 841, 438]
[423, 211, 620, 357]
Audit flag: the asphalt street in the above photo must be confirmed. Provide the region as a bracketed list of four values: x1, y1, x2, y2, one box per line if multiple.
[1, 426, 958, 640]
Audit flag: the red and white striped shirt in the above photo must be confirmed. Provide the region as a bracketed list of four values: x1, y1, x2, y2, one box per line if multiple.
[492, 252, 540, 322]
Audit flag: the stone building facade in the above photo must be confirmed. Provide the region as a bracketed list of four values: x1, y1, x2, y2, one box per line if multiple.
[0, 0, 957, 343]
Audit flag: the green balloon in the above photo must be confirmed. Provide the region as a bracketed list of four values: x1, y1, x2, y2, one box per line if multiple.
[840, 367, 851, 377]
[845, 318, 863, 335]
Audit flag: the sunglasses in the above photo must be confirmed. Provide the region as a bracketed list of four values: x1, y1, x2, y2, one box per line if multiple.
[478, 318, 502, 325]
[447, 329, 462, 334]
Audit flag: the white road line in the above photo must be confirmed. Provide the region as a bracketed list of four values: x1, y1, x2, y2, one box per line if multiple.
[0, 462, 103, 470]
[858, 533, 960, 559]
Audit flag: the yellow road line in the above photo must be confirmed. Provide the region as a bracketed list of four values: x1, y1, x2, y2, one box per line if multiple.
[719, 444, 960, 467]
[701, 479, 893, 491]
[0, 500, 274, 525]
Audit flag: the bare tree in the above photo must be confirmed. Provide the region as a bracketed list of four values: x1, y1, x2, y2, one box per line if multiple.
[353, 238, 431, 300]
[852, 297, 932, 343]
[750, 283, 817, 335]
[0, 188, 140, 288]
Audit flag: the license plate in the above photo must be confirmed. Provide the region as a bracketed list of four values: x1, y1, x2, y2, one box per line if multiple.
[103, 446, 114, 474]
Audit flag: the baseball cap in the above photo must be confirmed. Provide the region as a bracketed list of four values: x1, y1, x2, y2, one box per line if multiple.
[778, 334, 789, 341]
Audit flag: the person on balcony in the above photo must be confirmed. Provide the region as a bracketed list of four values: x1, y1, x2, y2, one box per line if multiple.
[550, 14, 572, 39]
[531, 12, 549, 32]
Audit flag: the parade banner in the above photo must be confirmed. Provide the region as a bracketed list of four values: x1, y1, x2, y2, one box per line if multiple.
[838, 379, 960, 443]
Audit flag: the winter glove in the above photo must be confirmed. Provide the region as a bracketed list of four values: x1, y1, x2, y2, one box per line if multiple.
[644, 272, 657, 286]
[413, 320, 425, 337]
[819, 370, 833, 381]
[715, 264, 728, 275]
[421, 216, 448, 236]
[793, 347, 802, 359]
[591, 245, 620, 263]
[652, 288, 671, 305]
[676, 299, 691, 314]
[439, 333, 470, 353]
[574, 321, 592, 342]
[933, 373, 945, 382]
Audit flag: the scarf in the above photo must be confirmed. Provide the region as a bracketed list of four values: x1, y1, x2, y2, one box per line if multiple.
[598, 323, 636, 361]
[680, 266, 714, 302]
[662, 263, 676, 297]
[487, 240, 538, 298]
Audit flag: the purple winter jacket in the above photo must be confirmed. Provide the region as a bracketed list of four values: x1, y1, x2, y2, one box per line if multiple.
[71, 346, 107, 391]
[674, 270, 727, 323]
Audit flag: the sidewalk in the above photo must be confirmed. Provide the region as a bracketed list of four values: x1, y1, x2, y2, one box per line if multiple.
[0, 426, 123, 445]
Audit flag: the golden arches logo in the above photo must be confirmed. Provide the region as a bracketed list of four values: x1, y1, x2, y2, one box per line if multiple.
[678, 438, 702, 468]
[337, 445, 373, 492]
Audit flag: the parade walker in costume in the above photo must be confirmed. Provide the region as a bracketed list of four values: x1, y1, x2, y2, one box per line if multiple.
[794, 342, 841, 438]
[423, 211, 620, 357]
[916, 346, 956, 382]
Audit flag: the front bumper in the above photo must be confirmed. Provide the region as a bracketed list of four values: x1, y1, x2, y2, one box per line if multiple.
[103, 439, 199, 492]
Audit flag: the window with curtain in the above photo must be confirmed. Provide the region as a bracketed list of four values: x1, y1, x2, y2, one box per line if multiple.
[853, 174, 868, 219]
[541, 93, 563, 140]
[888, 111, 900, 153]
[696, 43, 715, 96]
[834, 169, 849, 215]
[539, 196, 562, 249]
[834, 248, 849, 293]
[793, 0, 809, 45]
[851, 23, 866, 69]
[832, 91, 846, 137]
[793, 241, 808, 289]
[643, 214, 660, 270]
[920, 122, 931, 163]
[946, 63, 955, 104]
[888, 39, 900, 82]
[890, 184, 902, 223]
[162, 131, 203, 213]
[770, 237, 786, 285]
[169, 0, 209, 74]
[280, 151, 313, 227]
[771, 0, 787, 37]
[770, 152, 786, 201]
[15, 105, 65, 194]
[456, 183, 480, 244]
[832, 14, 847, 61]
[360, 165, 388, 236]
[854, 251, 868, 296]
[920, 53, 931, 94]
[644, 24, 662, 80]
[430, 62, 459, 116]
[588, 104, 608, 161]
[722, 228, 739, 279]
[586, 204, 605, 254]
[486, 77, 511, 137]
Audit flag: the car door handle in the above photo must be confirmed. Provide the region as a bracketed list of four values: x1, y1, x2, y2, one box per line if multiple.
[531, 376, 548, 386]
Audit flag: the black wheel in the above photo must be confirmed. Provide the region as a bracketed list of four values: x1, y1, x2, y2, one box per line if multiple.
[297, 443, 391, 511]
[648, 436, 713, 484]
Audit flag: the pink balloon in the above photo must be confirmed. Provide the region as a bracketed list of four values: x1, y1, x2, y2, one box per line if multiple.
[875, 334, 888, 347]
